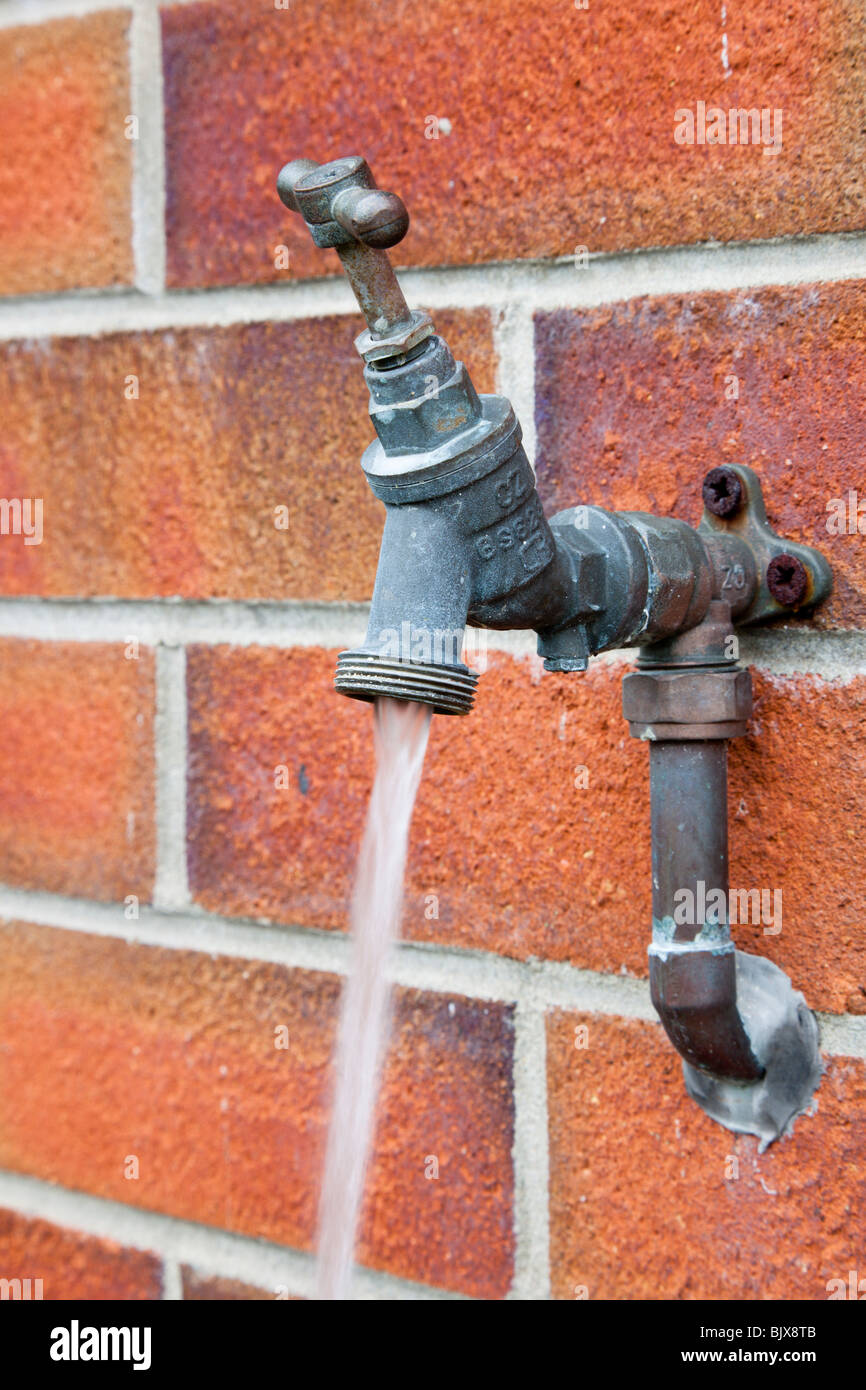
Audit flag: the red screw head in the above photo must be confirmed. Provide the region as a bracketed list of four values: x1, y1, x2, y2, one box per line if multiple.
[702, 466, 743, 518]
[766, 553, 808, 607]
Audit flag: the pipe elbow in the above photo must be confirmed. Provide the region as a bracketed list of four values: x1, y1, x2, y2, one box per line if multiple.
[651, 943, 823, 1149]
[678, 952, 823, 1151]
[629, 620, 823, 1147]
[649, 943, 764, 1083]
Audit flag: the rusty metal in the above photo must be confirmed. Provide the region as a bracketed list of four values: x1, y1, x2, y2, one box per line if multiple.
[623, 664, 752, 740]
[646, 743, 765, 1081]
[625, 603, 763, 1082]
[693, 530, 757, 619]
[702, 465, 743, 518]
[276, 156, 426, 358]
[699, 464, 831, 623]
[626, 602, 822, 1136]
[636, 597, 745, 666]
[766, 552, 809, 607]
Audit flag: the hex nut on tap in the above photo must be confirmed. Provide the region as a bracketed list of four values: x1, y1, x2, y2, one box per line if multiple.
[622, 666, 753, 740]
[356, 310, 434, 364]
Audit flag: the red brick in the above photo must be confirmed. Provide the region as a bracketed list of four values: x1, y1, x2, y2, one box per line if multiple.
[0, 1207, 162, 1300]
[187, 645, 866, 1015]
[536, 281, 866, 630]
[0, 311, 493, 599]
[0, 14, 132, 295]
[181, 1267, 276, 1300]
[547, 1010, 866, 1300]
[0, 641, 155, 901]
[729, 672, 866, 1016]
[161, 0, 865, 288]
[0, 921, 515, 1299]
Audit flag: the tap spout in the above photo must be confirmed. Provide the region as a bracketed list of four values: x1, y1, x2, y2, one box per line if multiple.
[335, 336, 579, 714]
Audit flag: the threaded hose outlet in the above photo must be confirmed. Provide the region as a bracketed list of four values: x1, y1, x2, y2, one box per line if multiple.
[335, 650, 478, 715]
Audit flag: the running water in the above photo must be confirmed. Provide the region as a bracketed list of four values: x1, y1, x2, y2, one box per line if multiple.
[315, 697, 432, 1300]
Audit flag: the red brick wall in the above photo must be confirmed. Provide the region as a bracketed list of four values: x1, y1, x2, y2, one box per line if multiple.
[0, 0, 863, 1301]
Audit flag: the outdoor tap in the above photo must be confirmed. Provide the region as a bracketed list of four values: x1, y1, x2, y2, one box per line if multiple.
[279, 155, 835, 1146]
[277, 156, 769, 714]
[278, 156, 581, 712]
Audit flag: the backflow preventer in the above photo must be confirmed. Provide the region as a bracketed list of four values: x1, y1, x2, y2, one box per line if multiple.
[279, 155, 832, 1147]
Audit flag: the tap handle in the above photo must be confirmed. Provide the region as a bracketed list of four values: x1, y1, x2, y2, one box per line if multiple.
[276, 156, 409, 250]
[276, 155, 428, 360]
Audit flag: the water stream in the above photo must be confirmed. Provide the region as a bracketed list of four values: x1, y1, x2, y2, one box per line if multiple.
[315, 697, 432, 1300]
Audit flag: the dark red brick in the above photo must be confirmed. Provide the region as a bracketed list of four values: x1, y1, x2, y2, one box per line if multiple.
[0, 921, 515, 1299]
[548, 1010, 866, 1300]
[187, 644, 866, 1015]
[162, 0, 865, 288]
[0, 640, 155, 901]
[0, 312, 493, 599]
[536, 281, 866, 630]
[0, 1207, 162, 1300]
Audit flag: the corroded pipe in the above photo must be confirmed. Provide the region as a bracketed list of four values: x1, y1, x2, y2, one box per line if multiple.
[624, 604, 823, 1148]
[647, 739, 764, 1082]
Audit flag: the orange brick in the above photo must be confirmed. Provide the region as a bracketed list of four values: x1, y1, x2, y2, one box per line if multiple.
[0, 13, 133, 295]
[0, 1207, 162, 1300]
[181, 1267, 276, 1300]
[0, 641, 155, 901]
[535, 281, 866, 630]
[187, 645, 866, 1015]
[0, 921, 515, 1299]
[729, 672, 866, 1016]
[547, 1010, 866, 1300]
[0, 311, 493, 599]
[161, 0, 865, 287]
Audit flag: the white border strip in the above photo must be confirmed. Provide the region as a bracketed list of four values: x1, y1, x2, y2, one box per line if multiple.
[160, 1256, 183, 1301]
[0, 0, 128, 27]
[509, 1002, 551, 1300]
[153, 646, 189, 910]
[493, 303, 537, 466]
[0, 886, 864, 1058]
[1, 233, 865, 342]
[0, 599, 861, 678]
[0, 599, 372, 652]
[130, 0, 166, 296]
[0, 1171, 463, 1301]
